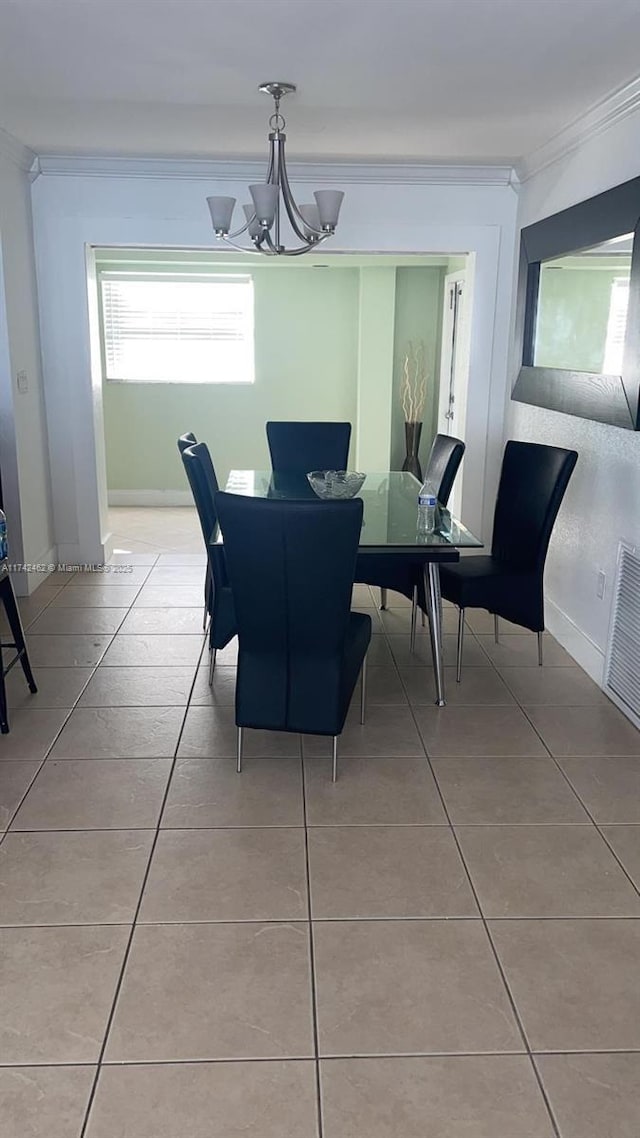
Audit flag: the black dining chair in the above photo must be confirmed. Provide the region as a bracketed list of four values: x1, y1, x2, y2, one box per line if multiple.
[177, 431, 197, 454]
[440, 440, 578, 681]
[355, 433, 465, 646]
[266, 420, 351, 474]
[180, 444, 236, 683]
[215, 491, 371, 781]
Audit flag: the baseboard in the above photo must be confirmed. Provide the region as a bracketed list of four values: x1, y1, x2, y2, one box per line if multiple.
[545, 596, 605, 687]
[108, 490, 193, 507]
[10, 545, 59, 597]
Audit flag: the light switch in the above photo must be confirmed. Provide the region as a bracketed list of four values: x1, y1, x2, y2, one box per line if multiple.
[17, 370, 28, 393]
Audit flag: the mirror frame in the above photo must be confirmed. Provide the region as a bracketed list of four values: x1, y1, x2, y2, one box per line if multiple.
[512, 175, 640, 430]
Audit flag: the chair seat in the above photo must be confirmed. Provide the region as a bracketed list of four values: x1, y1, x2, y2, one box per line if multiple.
[439, 556, 541, 632]
[355, 554, 425, 607]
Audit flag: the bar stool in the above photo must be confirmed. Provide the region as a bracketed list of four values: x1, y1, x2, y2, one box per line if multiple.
[0, 560, 37, 733]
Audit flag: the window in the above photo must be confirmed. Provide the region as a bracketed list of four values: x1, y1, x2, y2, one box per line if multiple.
[99, 272, 255, 383]
[602, 278, 630, 375]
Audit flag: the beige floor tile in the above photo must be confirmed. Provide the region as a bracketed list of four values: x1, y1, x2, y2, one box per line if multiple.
[363, 635, 394, 666]
[86, 1060, 318, 1138]
[601, 825, 640, 888]
[477, 634, 574, 668]
[499, 666, 608, 706]
[140, 828, 307, 922]
[559, 756, 640, 822]
[50, 707, 184, 759]
[0, 709, 68, 761]
[105, 922, 313, 1061]
[457, 825, 640, 917]
[1, 586, 63, 632]
[314, 920, 522, 1056]
[101, 634, 204, 667]
[352, 584, 375, 606]
[352, 605, 384, 631]
[381, 589, 412, 608]
[535, 1053, 640, 1138]
[70, 566, 152, 587]
[490, 918, 640, 1051]
[0, 761, 40, 830]
[26, 634, 113, 668]
[118, 607, 206, 635]
[108, 552, 159, 566]
[432, 756, 589, 824]
[355, 665, 408, 705]
[304, 755, 446, 826]
[51, 585, 142, 608]
[133, 585, 204, 608]
[0, 830, 153, 925]
[464, 611, 525, 635]
[79, 666, 195, 707]
[527, 705, 640, 757]
[415, 706, 547, 758]
[0, 925, 128, 1063]
[321, 1056, 555, 1138]
[214, 637, 239, 665]
[145, 565, 207, 587]
[303, 706, 424, 759]
[12, 758, 172, 830]
[162, 757, 303, 828]
[379, 606, 460, 636]
[388, 633, 490, 668]
[190, 665, 236, 705]
[178, 706, 300, 759]
[155, 553, 207, 567]
[308, 827, 477, 918]
[0, 1066, 95, 1138]
[6, 666, 92, 710]
[28, 607, 128, 635]
[400, 666, 515, 706]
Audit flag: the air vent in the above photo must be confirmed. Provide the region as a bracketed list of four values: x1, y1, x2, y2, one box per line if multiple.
[604, 542, 640, 730]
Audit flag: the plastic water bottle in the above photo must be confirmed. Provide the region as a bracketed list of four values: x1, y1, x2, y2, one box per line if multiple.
[417, 480, 437, 535]
[0, 510, 7, 561]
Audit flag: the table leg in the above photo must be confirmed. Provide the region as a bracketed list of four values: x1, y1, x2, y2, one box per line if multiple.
[424, 562, 446, 707]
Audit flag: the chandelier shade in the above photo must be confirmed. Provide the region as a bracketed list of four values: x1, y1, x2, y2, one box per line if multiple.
[206, 83, 344, 256]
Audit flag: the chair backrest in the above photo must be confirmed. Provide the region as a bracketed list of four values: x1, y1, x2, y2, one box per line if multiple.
[177, 431, 197, 454]
[215, 491, 363, 732]
[266, 420, 351, 474]
[491, 441, 578, 571]
[425, 433, 465, 506]
[180, 442, 220, 551]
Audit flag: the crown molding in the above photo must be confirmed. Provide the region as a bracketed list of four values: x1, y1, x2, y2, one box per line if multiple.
[0, 127, 39, 179]
[35, 153, 515, 187]
[517, 72, 640, 183]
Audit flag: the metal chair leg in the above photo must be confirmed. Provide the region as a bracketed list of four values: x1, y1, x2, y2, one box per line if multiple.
[456, 607, 465, 683]
[208, 647, 217, 686]
[421, 608, 426, 627]
[332, 735, 339, 783]
[202, 603, 208, 631]
[494, 614, 500, 643]
[537, 631, 544, 667]
[236, 726, 243, 773]
[360, 655, 367, 725]
[410, 586, 418, 652]
[379, 587, 388, 611]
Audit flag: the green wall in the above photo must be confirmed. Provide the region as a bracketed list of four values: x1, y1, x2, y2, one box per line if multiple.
[534, 266, 625, 373]
[390, 267, 444, 471]
[101, 258, 448, 493]
[104, 266, 359, 491]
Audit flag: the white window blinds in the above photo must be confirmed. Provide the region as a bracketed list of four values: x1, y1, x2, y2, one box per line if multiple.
[100, 273, 255, 383]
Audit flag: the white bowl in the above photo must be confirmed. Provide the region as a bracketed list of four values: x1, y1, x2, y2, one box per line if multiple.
[307, 470, 366, 499]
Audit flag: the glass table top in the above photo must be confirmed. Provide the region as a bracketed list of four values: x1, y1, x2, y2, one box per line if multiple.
[222, 471, 483, 554]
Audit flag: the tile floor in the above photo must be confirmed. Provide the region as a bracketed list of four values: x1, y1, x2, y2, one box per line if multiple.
[1, 508, 640, 1135]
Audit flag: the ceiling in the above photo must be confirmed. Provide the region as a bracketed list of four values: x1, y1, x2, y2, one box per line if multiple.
[1, 0, 640, 165]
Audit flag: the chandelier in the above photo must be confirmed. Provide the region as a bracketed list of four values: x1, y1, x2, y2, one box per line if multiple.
[207, 83, 344, 256]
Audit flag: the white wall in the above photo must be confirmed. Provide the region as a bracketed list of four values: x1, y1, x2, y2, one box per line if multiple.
[508, 109, 640, 682]
[30, 162, 518, 562]
[0, 140, 54, 594]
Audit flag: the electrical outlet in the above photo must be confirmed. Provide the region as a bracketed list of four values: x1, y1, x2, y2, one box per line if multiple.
[597, 570, 606, 599]
[16, 370, 28, 394]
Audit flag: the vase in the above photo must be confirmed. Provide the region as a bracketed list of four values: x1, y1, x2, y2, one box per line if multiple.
[401, 421, 423, 481]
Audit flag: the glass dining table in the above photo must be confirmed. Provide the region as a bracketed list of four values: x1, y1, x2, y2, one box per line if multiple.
[212, 470, 483, 706]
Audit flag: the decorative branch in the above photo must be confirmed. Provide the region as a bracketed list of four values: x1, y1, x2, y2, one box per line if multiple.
[400, 340, 427, 423]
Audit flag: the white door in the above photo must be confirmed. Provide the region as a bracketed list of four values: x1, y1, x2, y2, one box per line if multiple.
[437, 270, 469, 517]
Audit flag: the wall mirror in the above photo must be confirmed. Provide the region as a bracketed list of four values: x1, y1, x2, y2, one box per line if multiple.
[513, 176, 640, 430]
